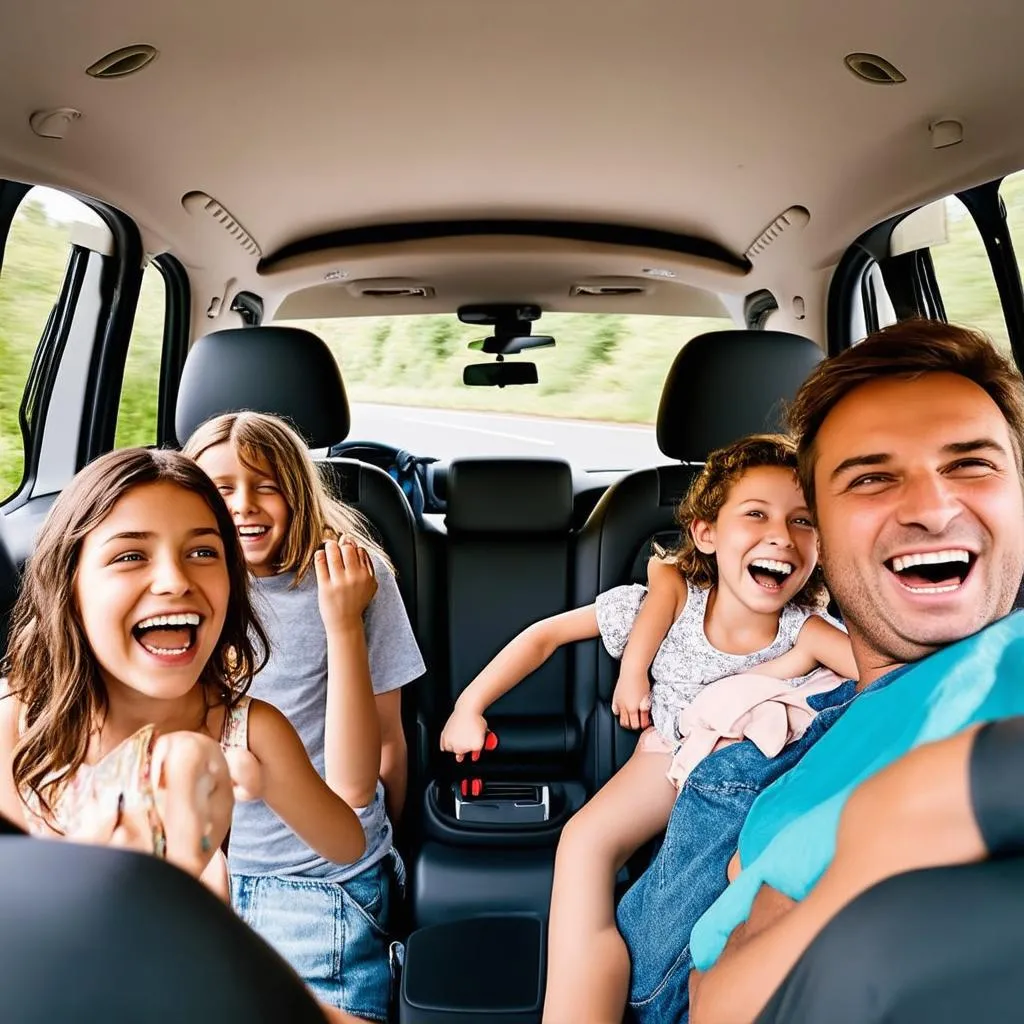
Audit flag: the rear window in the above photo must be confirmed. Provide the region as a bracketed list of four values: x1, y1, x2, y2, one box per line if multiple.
[273, 312, 732, 470]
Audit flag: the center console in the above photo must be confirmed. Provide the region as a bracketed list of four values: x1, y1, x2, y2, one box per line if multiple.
[399, 776, 587, 1021]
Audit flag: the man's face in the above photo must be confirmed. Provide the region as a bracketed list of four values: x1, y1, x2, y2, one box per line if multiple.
[814, 371, 1024, 680]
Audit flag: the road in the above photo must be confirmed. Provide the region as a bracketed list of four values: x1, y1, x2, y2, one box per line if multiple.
[347, 403, 663, 469]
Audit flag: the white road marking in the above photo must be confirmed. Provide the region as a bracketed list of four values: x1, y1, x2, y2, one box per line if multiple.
[398, 414, 556, 446]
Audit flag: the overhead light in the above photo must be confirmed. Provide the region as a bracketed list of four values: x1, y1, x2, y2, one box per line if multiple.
[642, 267, 676, 279]
[324, 269, 348, 282]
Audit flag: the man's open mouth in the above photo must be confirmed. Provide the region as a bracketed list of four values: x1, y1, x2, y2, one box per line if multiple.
[748, 558, 795, 591]
[132, 612, 202, 656]
[885, 548, 975, 594]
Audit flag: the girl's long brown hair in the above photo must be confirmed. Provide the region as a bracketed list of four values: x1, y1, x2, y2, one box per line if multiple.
[183, 411, 393, 584]
[4, 448, 268, 816]
[665, 433, 827, 609]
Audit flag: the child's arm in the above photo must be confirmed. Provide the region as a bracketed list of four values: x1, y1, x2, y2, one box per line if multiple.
[613, 558, 687, 731]
[375, 689, 406, 823]
[0, 691, 33, 833]
[199, 848, 231, 903]
[247, 699, 366, 864]
[440, 605, 600, 761]
[752, 615, 859, 682]
[317, 539, 382, 811]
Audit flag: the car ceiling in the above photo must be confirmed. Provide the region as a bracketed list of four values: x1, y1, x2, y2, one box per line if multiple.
[2, 0, 1024, 337]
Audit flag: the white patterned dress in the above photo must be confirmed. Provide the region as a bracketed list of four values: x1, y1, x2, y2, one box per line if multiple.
[595, 579, 830, 745]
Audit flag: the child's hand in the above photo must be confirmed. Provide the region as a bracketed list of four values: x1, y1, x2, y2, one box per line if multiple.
[440, 705, 490, 763]
[611, 669, 652, 731]
[315, 538, 378, 633]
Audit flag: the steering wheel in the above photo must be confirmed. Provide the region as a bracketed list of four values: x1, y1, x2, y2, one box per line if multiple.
[329, 440, 441, 517]
[328, 440, 405, 473]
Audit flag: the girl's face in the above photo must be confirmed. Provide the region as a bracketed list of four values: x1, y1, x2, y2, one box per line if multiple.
[195, 442, 290, 577]
[74, 481, 230, 703]
[692, 465, 818, 614]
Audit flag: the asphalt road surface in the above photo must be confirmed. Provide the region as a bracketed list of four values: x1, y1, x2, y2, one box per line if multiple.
[346, 403, 663, 469]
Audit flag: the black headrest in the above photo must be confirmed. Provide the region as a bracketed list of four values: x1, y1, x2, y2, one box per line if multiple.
[174, 326, 350, 448]
[656, 330, 824, 461]
[446, 457, 574, 535]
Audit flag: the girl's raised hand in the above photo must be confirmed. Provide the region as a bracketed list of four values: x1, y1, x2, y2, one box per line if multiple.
[315, 538, 378, 633]
[440, 705, 490, 763]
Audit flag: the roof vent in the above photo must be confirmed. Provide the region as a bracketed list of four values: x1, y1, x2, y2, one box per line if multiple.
[571, 277, 650, 298]
[86, 45, 159, 79]
[844, 52, 906, 85]
[744, 206, 810, 263]
[347, 279, 434, 299]
[181, 191, 262, 257]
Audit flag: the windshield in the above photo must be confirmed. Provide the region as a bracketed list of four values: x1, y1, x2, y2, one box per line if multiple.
[273, 312, 732, 470]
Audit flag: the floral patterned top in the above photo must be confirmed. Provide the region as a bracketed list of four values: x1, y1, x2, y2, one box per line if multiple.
[20, 695, 252, 854]
[595, 581, 827, 743]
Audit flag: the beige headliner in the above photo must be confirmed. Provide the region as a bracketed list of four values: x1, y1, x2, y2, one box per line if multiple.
[3, 0, 1024, 338]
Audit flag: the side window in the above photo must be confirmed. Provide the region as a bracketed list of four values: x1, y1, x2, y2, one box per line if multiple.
[999, 170, 1024, 319]
[0, 186, 102, 500]
[115, 261, 166, 449]
[894, 195, 1009, 353]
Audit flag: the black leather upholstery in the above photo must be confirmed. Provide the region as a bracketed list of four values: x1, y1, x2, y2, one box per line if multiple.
[446, 458, 574, 535]
[577, 329, 824, 783]
[174, 326, 351, 447]
[657, 330, 825, 460]
[445, 458, 578, 765]
[0, 837, 325, 1022]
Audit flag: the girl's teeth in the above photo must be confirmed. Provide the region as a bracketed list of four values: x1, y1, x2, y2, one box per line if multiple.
[142, 643, 190, 656]
[135, 612, 200, 630]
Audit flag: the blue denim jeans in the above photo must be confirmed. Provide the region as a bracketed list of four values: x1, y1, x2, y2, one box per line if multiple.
[616, 681, 860, 1024]
[232, 850, 405, 1022]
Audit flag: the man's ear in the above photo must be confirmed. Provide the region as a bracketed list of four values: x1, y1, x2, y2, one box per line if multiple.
[691, 519, 716, 554]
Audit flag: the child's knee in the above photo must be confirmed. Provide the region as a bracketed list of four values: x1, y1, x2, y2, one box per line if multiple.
[557, 806, 613, 862]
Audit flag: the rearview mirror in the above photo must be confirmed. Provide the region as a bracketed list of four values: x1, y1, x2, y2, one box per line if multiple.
[463, 362, 539, 388]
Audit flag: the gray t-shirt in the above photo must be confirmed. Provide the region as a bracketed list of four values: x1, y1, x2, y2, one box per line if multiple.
[229, 553, 425, 881]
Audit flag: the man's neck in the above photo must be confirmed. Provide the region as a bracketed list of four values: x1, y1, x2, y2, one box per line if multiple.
[849, 636, 907, 690]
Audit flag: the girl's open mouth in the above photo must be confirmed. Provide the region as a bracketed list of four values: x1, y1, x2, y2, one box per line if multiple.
[885, 548, 975, 595]
[237, 524, 270, 542]
[748, 558, 795, 591]
[132, 612, 201, 657]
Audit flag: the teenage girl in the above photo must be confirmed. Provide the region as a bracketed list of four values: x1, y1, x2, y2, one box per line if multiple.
[0, 448, 368, 909]
[186, 412, 425, 1024]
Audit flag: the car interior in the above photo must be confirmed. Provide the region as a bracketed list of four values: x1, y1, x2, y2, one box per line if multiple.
[4, 1, 1024, 1020]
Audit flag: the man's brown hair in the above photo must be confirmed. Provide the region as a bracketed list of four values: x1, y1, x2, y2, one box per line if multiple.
[787, 319, 1024, 510]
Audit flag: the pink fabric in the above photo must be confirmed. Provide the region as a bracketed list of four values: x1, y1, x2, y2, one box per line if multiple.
[665, 668, 844, 791]
[637, 726, 675, 754]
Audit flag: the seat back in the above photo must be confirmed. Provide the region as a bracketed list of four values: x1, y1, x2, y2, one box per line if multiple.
[576, 329, 825, 783]
[443, 457, 578, 773]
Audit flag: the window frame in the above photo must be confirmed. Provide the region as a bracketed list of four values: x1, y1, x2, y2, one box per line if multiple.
[829, 176, 1024, 367]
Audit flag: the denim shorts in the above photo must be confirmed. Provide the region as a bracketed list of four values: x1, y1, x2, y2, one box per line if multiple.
[232, 851, 405, 1022]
